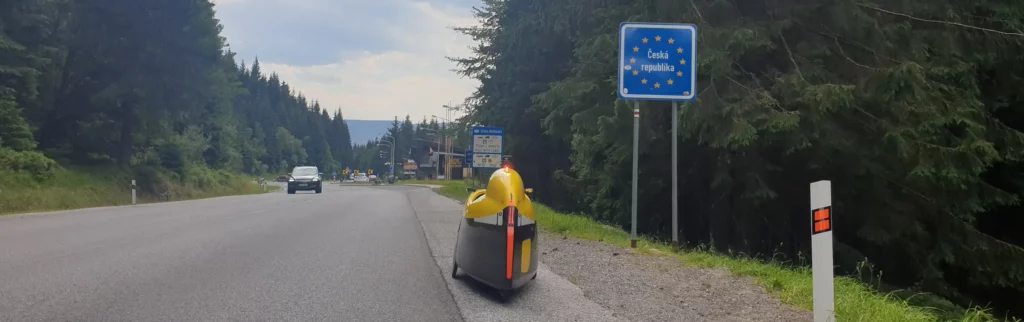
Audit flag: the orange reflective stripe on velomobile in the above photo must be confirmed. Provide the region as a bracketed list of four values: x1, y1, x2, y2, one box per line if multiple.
[506, 196, 514, 280]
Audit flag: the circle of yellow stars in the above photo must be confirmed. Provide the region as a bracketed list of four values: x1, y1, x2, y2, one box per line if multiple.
[628, 35, 686, 90]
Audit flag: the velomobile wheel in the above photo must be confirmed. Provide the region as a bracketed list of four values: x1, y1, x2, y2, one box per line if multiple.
[451, 221, 461, 279]
[451, 257, 459, 279]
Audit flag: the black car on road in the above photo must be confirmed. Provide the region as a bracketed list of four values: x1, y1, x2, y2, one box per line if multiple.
[287, 166, 323, 194]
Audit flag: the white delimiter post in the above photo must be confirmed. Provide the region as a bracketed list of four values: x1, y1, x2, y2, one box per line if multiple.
[810, 180, 835, 322]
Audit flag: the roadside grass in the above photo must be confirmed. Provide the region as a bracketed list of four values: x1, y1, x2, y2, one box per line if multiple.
[403, 179, 1015, 322]
[0, 166, 277, 215]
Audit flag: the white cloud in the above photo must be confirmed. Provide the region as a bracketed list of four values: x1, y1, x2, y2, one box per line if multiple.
[254, 0, 480, 121]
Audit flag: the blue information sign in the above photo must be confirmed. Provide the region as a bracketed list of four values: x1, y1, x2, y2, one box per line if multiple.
[618, 23, 697, 101]
[471, 126, 504, 169]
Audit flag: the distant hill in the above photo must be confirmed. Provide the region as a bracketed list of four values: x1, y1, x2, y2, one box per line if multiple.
[346, 120, 394, 145]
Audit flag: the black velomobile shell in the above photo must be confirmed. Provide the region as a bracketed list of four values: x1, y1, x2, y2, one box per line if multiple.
[453, 167, 539, 291]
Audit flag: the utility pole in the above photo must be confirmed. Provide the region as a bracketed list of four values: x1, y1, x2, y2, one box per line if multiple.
[433, 106, 453, 180]
[447, 101, 452, 180]
[447, 104, 450, 180]
[432, 102, 464, 180]
[438, 102, 461, 180]
[446, 137, 452, 180]
[444, 102, 448, 180]
[381, 137, 395, 178]
[436, 129, 441, 179]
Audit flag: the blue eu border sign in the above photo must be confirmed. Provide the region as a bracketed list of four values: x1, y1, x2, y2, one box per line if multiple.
[618, 22, 698, 249]
[618, 23, 697, 101]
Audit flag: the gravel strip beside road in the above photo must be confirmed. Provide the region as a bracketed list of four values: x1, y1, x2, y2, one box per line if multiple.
[539, 231, 812, 322]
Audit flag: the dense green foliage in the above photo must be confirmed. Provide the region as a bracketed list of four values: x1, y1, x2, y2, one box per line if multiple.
[0, 0, 352, 191]
[451, 0, 1024, 317]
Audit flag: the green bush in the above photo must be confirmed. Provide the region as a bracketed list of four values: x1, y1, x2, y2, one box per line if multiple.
[0, 148, 58, 179]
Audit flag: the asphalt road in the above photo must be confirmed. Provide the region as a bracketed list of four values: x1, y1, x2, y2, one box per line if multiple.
[0, 183, 622, 322]
[0, 183, 462, 322]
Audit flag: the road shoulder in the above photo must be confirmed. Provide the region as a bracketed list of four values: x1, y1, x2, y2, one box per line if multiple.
[408, 184, 810, 322]
[404, 187, 623, 322]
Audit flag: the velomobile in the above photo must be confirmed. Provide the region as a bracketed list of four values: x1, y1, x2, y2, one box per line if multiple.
[451, 165, 538, 299]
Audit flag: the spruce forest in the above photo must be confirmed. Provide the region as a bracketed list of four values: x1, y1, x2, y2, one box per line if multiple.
[450, 0, 1024, 318]
[0, 0, 352, 198]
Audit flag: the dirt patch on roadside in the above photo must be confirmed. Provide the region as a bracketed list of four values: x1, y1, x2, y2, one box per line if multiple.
[538, 231, 811, 322]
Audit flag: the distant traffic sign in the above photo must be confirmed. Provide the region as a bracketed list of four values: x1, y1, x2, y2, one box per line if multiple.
[471, 127, 503, 154]
[472, 153, 501, 168]
[618, 23, 697, 101]
[471, 126, 504, 169]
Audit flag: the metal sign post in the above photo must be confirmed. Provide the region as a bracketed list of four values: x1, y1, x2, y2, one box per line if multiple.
[465, 149, 479, 188]
[618, 22, 698, 248]
[810, 180, 835, 322]
[631, 104, 640, 248]
[672, 101, 679, 245]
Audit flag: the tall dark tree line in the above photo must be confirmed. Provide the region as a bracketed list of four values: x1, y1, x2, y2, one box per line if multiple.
[452, 0, 1024, 317]
[0, 0, 353, 182]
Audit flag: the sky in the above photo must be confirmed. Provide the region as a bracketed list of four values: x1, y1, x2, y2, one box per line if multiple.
[211, 0, 480, 121]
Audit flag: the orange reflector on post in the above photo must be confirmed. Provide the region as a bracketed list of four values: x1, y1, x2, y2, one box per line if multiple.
[811, 206, 832, 234]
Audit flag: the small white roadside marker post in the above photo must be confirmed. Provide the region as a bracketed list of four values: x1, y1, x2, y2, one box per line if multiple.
[131, 179, 137, 205]
[810, 180, 835, 322]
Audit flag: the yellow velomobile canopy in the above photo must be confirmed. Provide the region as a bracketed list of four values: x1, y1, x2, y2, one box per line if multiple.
[464, 167, 535, 220]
